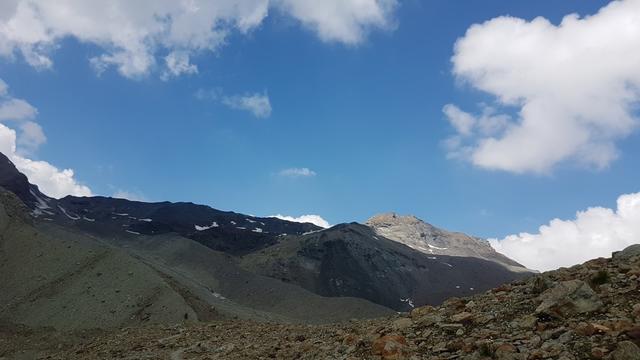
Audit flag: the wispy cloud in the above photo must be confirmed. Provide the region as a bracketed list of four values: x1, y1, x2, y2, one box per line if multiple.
[161, 51, 198, 80]
[196, 88, 272, 119]
[221, 93, 272, 119]
[278, 167, 317, 178]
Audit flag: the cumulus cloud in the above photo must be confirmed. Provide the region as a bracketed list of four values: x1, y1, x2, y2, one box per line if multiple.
[445, 0, 640, 174]
[270, 214, 331, 228]
[278, 167, 316, 178]
[489, 192, 640, 272]
[275, 0, 397, 44]
[0, 123, 92, 198]
[0, 0, 397, 78]
[0, 78, 91, 198]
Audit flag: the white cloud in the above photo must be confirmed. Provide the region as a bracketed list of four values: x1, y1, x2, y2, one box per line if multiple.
[489, 192, 640, 272]
[443, 104, 475, 137]
[270, 214, 331, 228]
[0, 98, 38, 121]
[0, 0, 397, 78]
[446, 0, 640, 174]
[278, 167, 316, 178]
[0, 78, 43, 155]
[222, 92, 272, 118]
[162, 51, 198, 80]
[0, 123, 92, 198]
[196, 88, 272, 118]
[0, 78, 91, 198]
[275, 0, 397, 44]
[16, 120, 46, 154]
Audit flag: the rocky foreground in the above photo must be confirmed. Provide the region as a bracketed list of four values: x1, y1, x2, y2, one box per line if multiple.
[2, 245, 640, 359]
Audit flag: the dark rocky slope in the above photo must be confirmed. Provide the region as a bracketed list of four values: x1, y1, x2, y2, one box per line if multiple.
[0, 151, 319, 256]
[242, 223, 529, 311]
[53, 195, 319, 255]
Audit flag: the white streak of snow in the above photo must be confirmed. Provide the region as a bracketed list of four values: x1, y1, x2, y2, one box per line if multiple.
[195, 221, 219, 231]
[58, 206, 80, 220]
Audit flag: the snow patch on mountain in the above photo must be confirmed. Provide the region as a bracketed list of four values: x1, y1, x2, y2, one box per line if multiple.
[195, 221, 219, 231]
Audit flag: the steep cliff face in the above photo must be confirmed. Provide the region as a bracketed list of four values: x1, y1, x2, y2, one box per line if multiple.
[366, 213, 530, 272]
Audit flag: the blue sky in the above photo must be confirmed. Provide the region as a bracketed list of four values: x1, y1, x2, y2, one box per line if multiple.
[1, 0, 639, 266]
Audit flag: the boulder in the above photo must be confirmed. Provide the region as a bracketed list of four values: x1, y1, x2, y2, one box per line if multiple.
[610, 341, 640, 360]
[450, 312, 474, 323]
[535, 280, 603, 318]
[392, 318, 413, 330]
[410, 305, 435, 319]
[372, 335, 409, 360]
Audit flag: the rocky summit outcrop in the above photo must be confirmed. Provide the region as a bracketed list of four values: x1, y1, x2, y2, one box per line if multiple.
[366, 213, 530, 272]
[10, 243, 639, 359]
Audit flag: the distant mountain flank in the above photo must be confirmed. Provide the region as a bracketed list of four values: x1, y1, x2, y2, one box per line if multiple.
[366, 213, 531, 272]
[241, 222, 529, 311]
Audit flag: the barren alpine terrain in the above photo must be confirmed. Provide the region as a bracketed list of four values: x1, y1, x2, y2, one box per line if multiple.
[2, 244, 639, 359]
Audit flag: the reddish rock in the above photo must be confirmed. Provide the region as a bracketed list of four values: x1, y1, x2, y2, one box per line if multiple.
[591, 347, 608, 359]
[591, 323, 612, 334]
[372, 335, 409, 360]
[575, 322, 596, 336]
[493, 284, 512, 293]
[495, 343, 517, 354]
[343, 334, 359, 346]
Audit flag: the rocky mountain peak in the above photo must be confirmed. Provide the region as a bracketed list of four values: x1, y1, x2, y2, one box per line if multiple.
[366, 212, 530, 272]
[367, 212, 432, 228]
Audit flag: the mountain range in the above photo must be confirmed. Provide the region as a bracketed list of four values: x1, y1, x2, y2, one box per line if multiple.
[0, 151, 531, 332]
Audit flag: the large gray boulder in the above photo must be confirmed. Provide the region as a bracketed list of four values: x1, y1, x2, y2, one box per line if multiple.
[535, 280, 603, 318]
[610, 341, 640, 360]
